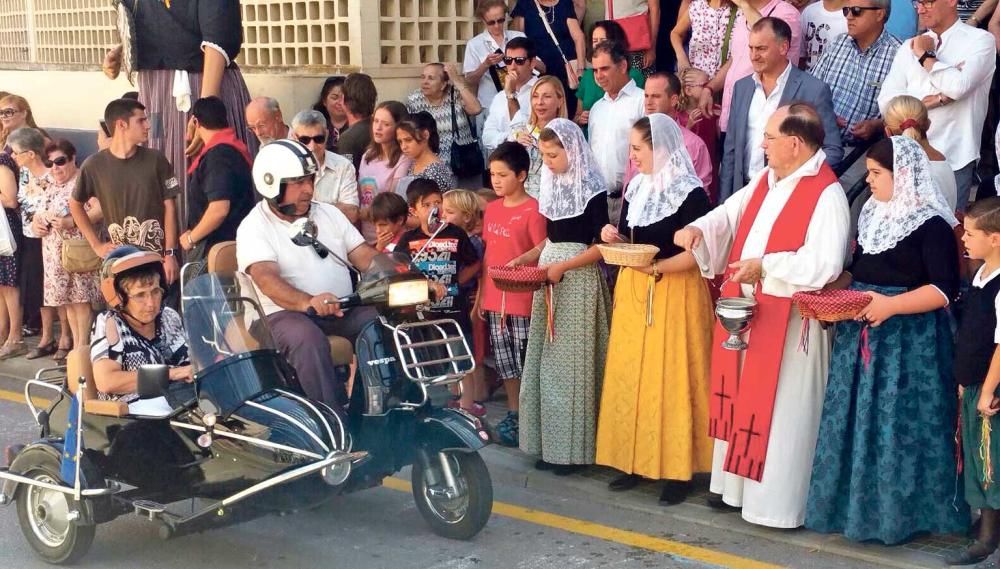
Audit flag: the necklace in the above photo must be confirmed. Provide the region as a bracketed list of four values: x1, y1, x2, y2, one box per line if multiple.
[539, 0, 557, 24]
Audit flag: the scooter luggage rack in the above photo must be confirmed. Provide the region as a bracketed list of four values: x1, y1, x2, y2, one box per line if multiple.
[387, 318, 474, 386]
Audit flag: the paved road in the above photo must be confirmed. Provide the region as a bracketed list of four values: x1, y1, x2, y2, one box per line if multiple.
[0, 376, 871, 568]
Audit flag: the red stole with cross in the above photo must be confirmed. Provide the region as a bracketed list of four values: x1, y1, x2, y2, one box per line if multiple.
[708, 162, 837, 482]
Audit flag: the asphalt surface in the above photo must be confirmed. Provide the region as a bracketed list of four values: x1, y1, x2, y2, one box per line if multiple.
[0, 371, 905, 568]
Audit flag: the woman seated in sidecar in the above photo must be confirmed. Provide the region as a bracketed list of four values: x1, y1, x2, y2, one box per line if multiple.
[91, 246, 193, 410]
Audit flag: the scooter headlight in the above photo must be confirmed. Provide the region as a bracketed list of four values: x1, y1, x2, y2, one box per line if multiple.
[387, 279, 429, 307]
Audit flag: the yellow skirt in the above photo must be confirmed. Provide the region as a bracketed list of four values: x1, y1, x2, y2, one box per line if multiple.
[595, 265, 714, 480]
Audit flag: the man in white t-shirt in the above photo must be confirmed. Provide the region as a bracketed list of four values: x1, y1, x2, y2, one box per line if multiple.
[237, 140, 379, 410]
[800, 0, 848, 70]
[291, 110, 360, 223]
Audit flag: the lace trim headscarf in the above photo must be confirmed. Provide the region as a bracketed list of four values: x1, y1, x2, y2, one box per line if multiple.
[857, 135, 958, 255]
[624, 114, 703, 228]
[537, 118, 607, 221]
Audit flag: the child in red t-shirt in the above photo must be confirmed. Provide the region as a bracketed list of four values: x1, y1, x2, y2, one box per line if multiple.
[474, 142, 547, 447]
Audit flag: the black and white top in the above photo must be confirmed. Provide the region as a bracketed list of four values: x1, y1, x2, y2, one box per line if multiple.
[91, 307, 189, 403]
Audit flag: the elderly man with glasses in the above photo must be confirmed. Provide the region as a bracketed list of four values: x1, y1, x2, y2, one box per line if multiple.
[878, 0, 997, 212]
[291, 110, 359, 224]
[810, 0, 901, 190]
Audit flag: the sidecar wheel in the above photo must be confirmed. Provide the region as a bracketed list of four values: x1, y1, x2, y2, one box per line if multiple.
[412, 451, 492, 540]
[15, 450, 95, 565]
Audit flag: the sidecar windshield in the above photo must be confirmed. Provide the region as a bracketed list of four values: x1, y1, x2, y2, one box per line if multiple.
[181, 272, 277, 373]
[361, 252, 416, 283]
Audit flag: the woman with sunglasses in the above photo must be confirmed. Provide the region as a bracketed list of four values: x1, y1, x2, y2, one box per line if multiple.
[36, 140, 101, 363]
[0, 125, 23, 360]
[464, 0, 535, 129]
[405, 63, 482, 172]
[0, 94, 50, 155]
[7, 127, 70, 362]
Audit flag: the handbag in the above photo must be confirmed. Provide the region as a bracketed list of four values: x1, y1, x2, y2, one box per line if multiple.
[533, 0, 580, 90]
[61, 237, 101, 273]
[607, 0, 652, 52]
[0, 209, 14, 257]
[449, 88, 485, 179]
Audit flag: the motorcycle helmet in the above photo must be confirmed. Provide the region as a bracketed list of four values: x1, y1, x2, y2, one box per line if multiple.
[99, 245, 166, 311]
[252, 139, 318, 214]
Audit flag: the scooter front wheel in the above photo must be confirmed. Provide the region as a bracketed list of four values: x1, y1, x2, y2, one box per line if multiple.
[15, 448, 95, 565]
[412, 450, 493, 540]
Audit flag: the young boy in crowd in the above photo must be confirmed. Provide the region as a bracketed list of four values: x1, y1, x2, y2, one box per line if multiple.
[371, 192, 409, 253]
[473, 142, 547, 447]
[443, 189, 488, 413]
[397, 179, 482, 415]
[953, 197, 1000, 566]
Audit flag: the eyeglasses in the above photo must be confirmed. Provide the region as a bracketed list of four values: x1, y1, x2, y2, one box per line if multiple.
[485, 17, 506, 26]
[911, 0, 937, 7]
[0, 108, 22, 119]
[503, 56, 530, 66]
[47, 156, 70, 167]
[130, 287, 165, 304]
[842, 5, 882, 16]
[297, 134, 327, 145]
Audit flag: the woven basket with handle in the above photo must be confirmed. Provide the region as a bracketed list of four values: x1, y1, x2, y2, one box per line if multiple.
[489, 266, 547, 293]
[597, 243, 660, 267]
[792, 289, 872, 323]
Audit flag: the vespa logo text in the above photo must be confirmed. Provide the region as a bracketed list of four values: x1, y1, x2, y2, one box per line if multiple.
[366, 356, 397, 366]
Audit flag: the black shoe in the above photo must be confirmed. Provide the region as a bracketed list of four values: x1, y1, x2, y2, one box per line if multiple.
[707, 493, 740, 511]
[21, 326, 38, 338]
[659, 480, 691, 505]
[534, 459, 555, 471]
[552, 464, 587, 476]
[608, 473, 641, 491]
[944, 540, 997, 566]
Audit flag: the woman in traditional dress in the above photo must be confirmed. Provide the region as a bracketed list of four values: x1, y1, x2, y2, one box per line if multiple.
[102, 0, 256, 198]
[594, 114, 714, 504]
[805, 136, 969, 544]
[519, 118, 611, 476]
[509, 76, 568, 199]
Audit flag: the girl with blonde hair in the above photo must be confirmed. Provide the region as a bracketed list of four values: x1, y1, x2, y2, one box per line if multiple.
[883, 95, 957, 211]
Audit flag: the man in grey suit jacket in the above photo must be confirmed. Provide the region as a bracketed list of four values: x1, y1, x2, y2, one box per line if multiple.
[719, 17, 843, 201]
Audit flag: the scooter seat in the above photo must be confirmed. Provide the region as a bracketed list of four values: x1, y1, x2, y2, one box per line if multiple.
[328, 336, 353, 367]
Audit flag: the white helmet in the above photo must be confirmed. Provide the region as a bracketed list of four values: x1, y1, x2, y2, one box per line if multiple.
[252, 140, 318, 200]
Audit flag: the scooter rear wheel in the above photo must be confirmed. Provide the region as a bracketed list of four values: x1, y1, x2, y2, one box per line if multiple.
[412, 450, 493, 540]
[15, 449, 95, 565]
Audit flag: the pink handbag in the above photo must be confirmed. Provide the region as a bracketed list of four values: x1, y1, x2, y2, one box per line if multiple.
[607, 0, 652, 52]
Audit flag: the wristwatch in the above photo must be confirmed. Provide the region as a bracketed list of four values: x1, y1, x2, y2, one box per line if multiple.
[163, 248, 180, 258]
[505, 91, 517, 100]
[918, 50, 937, 66]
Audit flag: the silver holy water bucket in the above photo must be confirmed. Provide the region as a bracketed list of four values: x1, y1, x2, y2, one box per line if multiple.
[715, 297, 757, 351]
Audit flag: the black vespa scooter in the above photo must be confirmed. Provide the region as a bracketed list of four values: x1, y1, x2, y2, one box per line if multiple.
[0, 224, 493, 564]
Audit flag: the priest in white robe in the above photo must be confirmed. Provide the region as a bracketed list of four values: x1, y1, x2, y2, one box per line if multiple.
[674, 103, 850, 529]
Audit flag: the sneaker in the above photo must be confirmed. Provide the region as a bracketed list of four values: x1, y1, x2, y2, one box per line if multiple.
[496, 411, 519, 447]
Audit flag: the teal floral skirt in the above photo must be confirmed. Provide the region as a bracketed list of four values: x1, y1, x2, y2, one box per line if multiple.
[805, 282, 969, 544]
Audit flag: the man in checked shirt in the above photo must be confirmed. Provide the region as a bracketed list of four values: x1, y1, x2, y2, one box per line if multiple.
[810, 0, 901, 191]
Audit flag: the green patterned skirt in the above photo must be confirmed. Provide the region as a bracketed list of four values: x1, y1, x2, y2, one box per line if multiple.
[518, 242, 611, 465]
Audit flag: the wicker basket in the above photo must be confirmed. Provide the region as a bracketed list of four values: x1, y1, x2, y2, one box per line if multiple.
[489, 266, 547, 293]
[597, 243, 660, 267]
[792, 290, 872, 323]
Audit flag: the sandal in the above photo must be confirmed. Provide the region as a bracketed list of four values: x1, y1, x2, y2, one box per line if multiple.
[52, 346, 71, 364]
[461, 402, 487, 418]
[495, 411, 519, 447]
[26, 342, 57, 360]
[0, 341, 28, 360]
